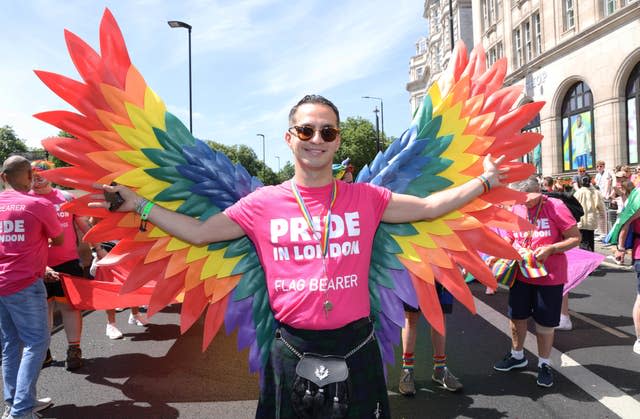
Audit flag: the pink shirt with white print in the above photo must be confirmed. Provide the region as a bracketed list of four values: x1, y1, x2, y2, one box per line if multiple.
[0, 190, 63, 295]
[224, 180, 391, 330]
[29, 189, 79, 267]
[508, 196, 576, 285]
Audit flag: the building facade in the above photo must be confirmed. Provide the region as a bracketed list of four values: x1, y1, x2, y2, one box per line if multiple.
[471, 0, 640, 176]
[407, 0, 475, 116]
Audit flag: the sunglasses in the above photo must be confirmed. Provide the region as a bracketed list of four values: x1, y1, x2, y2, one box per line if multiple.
[288, 125, 340, 142]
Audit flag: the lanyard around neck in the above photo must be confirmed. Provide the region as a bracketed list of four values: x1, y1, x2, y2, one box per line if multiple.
[291, 180, 337, 257]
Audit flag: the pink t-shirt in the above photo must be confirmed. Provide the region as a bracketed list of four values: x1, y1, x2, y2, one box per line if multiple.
[30, 189, 78, 267]
[0, 190, 63, 295]
[224, 180, 392, 330]
[631, 219, 640, 260]
[508, 196, 576, 285]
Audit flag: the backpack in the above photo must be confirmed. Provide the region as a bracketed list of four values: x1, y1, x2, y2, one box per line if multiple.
[542, 191, 584, 222]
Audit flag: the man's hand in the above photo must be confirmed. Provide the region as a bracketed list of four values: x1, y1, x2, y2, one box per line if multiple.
[481, 154, 509, 190]
[44, 267, 60, 282]
[90, 183, 140, 213]
[533, 245, 555, 264]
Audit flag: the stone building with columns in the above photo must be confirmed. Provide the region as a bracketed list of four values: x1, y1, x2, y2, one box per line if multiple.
[407, 0, 474, 116]
[470, 0, 639, 176]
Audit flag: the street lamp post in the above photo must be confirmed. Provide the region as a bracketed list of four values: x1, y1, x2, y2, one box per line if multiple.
[373, 107, 381, 153]
[167, 20, 193, 134]
[256, 134, 265, 179]
[362, 96, 384, 138]
[275, 155, 281, 172]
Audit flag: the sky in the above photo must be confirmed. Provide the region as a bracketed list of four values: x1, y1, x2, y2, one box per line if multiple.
[1, 1, 427, 170]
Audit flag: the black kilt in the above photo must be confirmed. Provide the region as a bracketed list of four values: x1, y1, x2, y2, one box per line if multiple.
[256, 317, 390, 419]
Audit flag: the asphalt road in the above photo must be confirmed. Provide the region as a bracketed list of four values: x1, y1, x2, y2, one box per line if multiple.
[2, 260, 639, 418]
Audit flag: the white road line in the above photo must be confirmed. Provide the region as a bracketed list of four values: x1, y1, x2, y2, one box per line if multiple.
[569, 310, 631, 339]
[475, 297, 640, 419]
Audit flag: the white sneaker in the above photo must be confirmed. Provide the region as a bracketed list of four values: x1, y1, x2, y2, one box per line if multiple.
[106, 323, 123, 339]
[128, 313, 149, 326]
[2, 397, 50, 419]
[633, 339, 640, 355]
[33, 398, 52, 413]
[555, 315, 573, 331]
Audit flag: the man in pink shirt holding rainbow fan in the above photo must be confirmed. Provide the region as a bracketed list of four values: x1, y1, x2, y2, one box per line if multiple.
[0, 156, 64, 419]
[97, 95, 508, 418]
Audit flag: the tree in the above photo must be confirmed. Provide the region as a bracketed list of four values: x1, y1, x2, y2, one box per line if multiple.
[205, 140, 279, 185]
[0, 125, 28, 163]
[335, 117, 384, 176]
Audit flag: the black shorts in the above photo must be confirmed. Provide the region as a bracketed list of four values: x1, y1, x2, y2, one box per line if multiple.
[403, 283, 453, 314]
[46, 259, 83, 299]
[507, 280, 564, 327]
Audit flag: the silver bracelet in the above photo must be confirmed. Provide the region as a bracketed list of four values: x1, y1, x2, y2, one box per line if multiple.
[135, 197, 149, 214]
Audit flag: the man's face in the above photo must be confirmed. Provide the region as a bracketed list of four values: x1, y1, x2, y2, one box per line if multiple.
[285, 103, 340, 172]
[32, 171, 51, 192]
[596, 163, 604, 173]
[576, 116, 582, 127]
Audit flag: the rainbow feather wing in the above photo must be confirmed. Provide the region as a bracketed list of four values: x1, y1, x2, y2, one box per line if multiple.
[33, 9, 272, 368]
[360, 43, 544, 363]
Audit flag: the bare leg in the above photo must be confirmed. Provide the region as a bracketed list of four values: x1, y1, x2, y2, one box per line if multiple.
[106, 309, 116, 324]
[511, 319, 528, 351]
[401, 311, 419, 355]
[560, 294, 569, 316]
[536, 330, 555, 359]
[633, 294, 640, 339]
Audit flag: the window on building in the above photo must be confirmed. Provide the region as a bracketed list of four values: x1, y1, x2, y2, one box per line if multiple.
[563, 0, 575, 31]
[524, 21, 532, 61]
[417, 38, 427, 55]
[626, 62, 640, 164]
[416, 66, 424, 81]
[603, 0, 616, 16]
[533, 13, 542, 55]
[487, 41, 504, 67]
[513, 12, 542, 69]
[513, 28, 522, 68]
[481, 0, 502, 32]
[561, 81, 595, 171]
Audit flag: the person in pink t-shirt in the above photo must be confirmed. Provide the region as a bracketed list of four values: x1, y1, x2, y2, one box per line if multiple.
[0, 156, 64, 418]
[30, 160, 94, 372]
[493, 178, 579, 388]
[95, 95, 508, 418]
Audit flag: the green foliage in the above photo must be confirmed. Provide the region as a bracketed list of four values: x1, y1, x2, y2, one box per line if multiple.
[0, 125, 28, 163]
[279, 161, 295, 182]
[335, 117, 389, 176]
[205, 140, 279, 185]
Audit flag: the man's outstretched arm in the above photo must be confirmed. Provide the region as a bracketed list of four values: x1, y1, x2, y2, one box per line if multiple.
[92, 185, 245, 246]
[382, 154, 507, 223]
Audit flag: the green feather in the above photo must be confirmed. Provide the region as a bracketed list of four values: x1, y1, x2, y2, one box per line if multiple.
[176, 194, 211, 217]
[233, 266, 265, 301]
[153, 180, 194, 202]
[370, 262, 394, 289]
[145, 166, 187, 184]
[231, 252, 261, 278]
[417, 115, 441, 141]
[379, 222, 418, 236]
[225, 236, 254, 258]
[405, 174, 453, 197]
[141, 148, 188, 168]
[163, 113, 195, 150]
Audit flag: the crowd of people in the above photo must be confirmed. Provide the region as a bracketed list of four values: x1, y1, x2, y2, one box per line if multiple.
[1, 95, 639, 417]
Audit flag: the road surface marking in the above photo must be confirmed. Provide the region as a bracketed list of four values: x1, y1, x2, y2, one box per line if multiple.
[569, 310, 631, 339]
[475, 297, 640, 419]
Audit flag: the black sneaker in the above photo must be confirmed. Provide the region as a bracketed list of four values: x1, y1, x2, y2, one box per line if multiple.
[537, 363, 554, 387]
[66, 345, 83, 371]
[42, 349, 54, 369]
[493, 353, 528, 371]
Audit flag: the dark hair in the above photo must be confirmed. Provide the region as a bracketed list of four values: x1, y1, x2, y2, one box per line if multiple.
[288, 95, 340, 126]
[580, 174, 591, 187]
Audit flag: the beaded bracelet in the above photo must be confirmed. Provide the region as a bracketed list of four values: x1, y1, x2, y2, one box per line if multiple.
[139, 201, 155, 232]
[478, 175, 492, 193]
